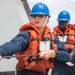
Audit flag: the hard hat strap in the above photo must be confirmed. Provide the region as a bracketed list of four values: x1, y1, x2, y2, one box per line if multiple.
[65, 21, 69, 29]
[41, 16, 48, 28]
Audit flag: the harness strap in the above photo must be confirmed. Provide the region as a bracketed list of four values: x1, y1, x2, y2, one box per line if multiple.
[28, 32, 54, 63]
[55, 31, 74, 44]
[31, 38, 40, 41]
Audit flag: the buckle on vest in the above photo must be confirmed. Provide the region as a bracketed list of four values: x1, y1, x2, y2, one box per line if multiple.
[27, 56, 39, 64]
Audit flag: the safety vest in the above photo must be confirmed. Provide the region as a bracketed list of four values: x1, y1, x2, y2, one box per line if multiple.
[15, 23, 56, 73]
[71, 24, 75, 43]
[52, 25, 75, 51]
[71, 24, 75, 30]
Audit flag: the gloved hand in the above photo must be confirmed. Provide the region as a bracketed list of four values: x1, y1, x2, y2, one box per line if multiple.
[64, 44, 74, 51]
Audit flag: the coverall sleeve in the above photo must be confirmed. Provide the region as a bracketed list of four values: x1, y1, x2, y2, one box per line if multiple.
[0, 30, 30, 56]
[54, 38, 70, 63]
[55, 50, 70, 62]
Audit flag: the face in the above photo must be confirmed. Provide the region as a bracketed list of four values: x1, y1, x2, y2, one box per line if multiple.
[30, 15, 49, 29]
[58, 21, 69, 31]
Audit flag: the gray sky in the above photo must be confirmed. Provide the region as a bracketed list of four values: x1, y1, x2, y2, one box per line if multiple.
[27, 0, 75, 31]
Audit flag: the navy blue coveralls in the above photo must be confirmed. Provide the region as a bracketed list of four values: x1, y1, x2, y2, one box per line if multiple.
[0, 30, 70, 75]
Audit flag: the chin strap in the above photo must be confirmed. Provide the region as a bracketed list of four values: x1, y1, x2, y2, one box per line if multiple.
[41, 16, 48, 28]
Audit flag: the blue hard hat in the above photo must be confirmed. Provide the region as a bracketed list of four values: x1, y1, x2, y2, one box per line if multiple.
[30, 3, 50, 17]
[57, 10, 70, 21]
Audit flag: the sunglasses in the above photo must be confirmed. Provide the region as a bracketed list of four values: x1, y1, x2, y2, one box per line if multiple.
[31, 15, 46, 18]
[58, 21, 69, 23]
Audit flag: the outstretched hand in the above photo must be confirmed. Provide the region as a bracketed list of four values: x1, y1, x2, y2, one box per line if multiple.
[39, 50, 55, 60]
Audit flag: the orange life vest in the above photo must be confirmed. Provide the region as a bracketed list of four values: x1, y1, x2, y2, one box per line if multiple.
[70, 24, 75, 43]
[15, 23, 56, 73]
[71, 24, 75, 30]
[52, 24, 75, 51]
